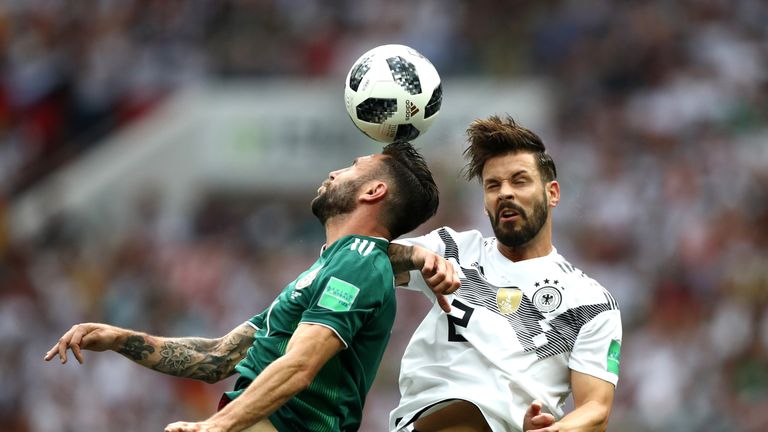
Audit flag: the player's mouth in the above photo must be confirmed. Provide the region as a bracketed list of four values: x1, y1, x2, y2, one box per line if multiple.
[317, 180, 332, 194]
[497, 205, 524, 223]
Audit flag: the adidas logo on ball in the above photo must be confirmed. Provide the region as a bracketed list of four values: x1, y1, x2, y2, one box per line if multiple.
[405, 100, 419, 120]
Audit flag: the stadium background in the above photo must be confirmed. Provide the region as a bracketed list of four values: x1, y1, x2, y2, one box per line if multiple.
[1, 1, 766, 431]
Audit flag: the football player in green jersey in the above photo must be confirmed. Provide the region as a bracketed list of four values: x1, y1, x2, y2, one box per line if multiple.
[44, 141, 459, 432]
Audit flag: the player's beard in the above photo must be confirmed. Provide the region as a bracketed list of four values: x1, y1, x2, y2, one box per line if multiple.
[488, 191, 548, 248]
[311, 179, 363, 225]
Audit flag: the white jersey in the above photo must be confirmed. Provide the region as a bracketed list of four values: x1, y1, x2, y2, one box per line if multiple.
[390, 227, 622, 432]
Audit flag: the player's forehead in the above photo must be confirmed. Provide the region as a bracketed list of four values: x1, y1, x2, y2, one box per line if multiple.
[481, 151, 539, 180]
[355, 153, 385, 168]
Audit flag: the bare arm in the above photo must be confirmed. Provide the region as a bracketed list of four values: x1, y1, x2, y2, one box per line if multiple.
[388, 242, 417, 275]
[45, 322, 256, 384]
[388, 243, 461, 312]
[165, 323, 344, 432]
[526, 370, 614, 432]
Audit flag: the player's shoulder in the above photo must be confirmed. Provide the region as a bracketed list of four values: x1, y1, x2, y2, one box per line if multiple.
[547, 251, 619, 310]
[329, 235, 390, 262]
[431, 226, 487, 246]
[322, 235, 395, 303]
[324, 235, 392, 278]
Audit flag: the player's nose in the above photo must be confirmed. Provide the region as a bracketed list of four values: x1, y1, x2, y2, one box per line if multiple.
[329, 165, 351, 180]
[498, 181, 516, 200]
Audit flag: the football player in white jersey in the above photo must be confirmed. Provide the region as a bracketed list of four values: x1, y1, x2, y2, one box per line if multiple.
[388, 115, 622, 432]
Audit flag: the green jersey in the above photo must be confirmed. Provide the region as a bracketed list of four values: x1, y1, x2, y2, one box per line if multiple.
[227, 235, 396, 431]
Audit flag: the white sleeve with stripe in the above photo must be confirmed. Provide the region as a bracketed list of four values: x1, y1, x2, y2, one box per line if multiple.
[568, 308, 622, 385]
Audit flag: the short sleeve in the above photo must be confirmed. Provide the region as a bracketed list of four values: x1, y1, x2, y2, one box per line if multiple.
[246, 304, 271, 330]
[569, 309, 623, 386]
[300, 254, 394, 348]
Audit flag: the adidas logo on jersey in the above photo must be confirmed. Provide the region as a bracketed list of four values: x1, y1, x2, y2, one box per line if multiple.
[349, 238, 376, 256]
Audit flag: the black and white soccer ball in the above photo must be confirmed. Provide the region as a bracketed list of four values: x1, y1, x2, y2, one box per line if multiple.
[344, 44, 442, 143]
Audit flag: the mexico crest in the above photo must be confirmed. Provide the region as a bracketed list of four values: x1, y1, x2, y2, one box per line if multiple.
[496, 287, 522, 315]
[295, 266, 323, 290]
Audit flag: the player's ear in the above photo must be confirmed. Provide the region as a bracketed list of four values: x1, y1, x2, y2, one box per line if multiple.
[547, 180, 560, 207]
[360, 181, 388, 204]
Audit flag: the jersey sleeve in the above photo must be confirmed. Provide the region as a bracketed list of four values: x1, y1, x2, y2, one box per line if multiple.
[246, 304, 271, 330]
[568, 309, 623, 386]
[300, 252, 395, 348]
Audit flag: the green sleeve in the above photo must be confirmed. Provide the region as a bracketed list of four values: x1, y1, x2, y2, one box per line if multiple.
[300, 252, 394, 347]
[247, 304, 271, 329]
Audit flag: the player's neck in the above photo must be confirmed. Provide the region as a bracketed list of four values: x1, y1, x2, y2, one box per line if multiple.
[496, 241, 553, 262]
[323, 209, 390, 247]
[496, 225, 554, 262]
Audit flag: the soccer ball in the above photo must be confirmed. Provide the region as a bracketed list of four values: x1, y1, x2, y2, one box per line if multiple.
[344, 44, 442, 143]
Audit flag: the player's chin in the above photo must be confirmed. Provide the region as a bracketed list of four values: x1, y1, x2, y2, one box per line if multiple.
[495, 220, 521, 233]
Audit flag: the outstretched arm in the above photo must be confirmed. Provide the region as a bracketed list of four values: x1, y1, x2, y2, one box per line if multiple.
[44, 322, 256, 384]
[388, 243, 461, 312]
[164, 323, 344, 432]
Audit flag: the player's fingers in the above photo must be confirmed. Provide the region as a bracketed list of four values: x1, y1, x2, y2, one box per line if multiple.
[526, 400, 542, 416]
[71, 344, 84, 364]
[424, 270, 446, 291]
[69, 328, 87, 364]
[420, 254, 437, 276]
[531, 413, 556, 427]
[44, 343, 61, 361]
[436, 293, 451, 313]
[443, 264, 460, 294]
[428, 276, 457, 297]
[525, 427, 554, 432]
[425, 259, 451, 290]
[69, 327, 86, 347]
[56, 334, 72, 364]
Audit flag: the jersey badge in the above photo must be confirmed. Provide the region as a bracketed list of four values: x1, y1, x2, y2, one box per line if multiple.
[532, 280, 563, 313]
[607, 339, 621, 375]
[496, 287, 522, 314]
[318, 277, 360, 312]
[295, 266, 323, 290]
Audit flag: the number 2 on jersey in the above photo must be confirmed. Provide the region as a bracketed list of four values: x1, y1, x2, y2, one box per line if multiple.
[447, 299, 475, 342]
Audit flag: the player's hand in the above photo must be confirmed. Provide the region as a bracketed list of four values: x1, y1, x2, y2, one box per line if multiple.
[44, 323, 124, 364]
[413, 246, 461, 313]
[164, 420, 226, 432]
[523, 400, 557, 431]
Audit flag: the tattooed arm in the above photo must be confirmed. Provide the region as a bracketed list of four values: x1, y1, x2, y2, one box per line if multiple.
[388, 243, 461, 313]
[44, 322, 256, 384]
[388, 243, 417, 275]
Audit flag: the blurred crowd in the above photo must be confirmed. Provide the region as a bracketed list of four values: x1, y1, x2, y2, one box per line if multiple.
[1, 0, 767, 431]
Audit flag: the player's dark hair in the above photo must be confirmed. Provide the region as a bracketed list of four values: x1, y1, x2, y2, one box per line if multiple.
[379, 141, 439, 238]
[462, 115, 557, 183]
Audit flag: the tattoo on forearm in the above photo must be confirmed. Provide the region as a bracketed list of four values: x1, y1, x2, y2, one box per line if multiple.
[134, 327, 255, 383]
[159, 343, 193, 371]
[388, 244, 416, 273]
[118, 335, 155, 361]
